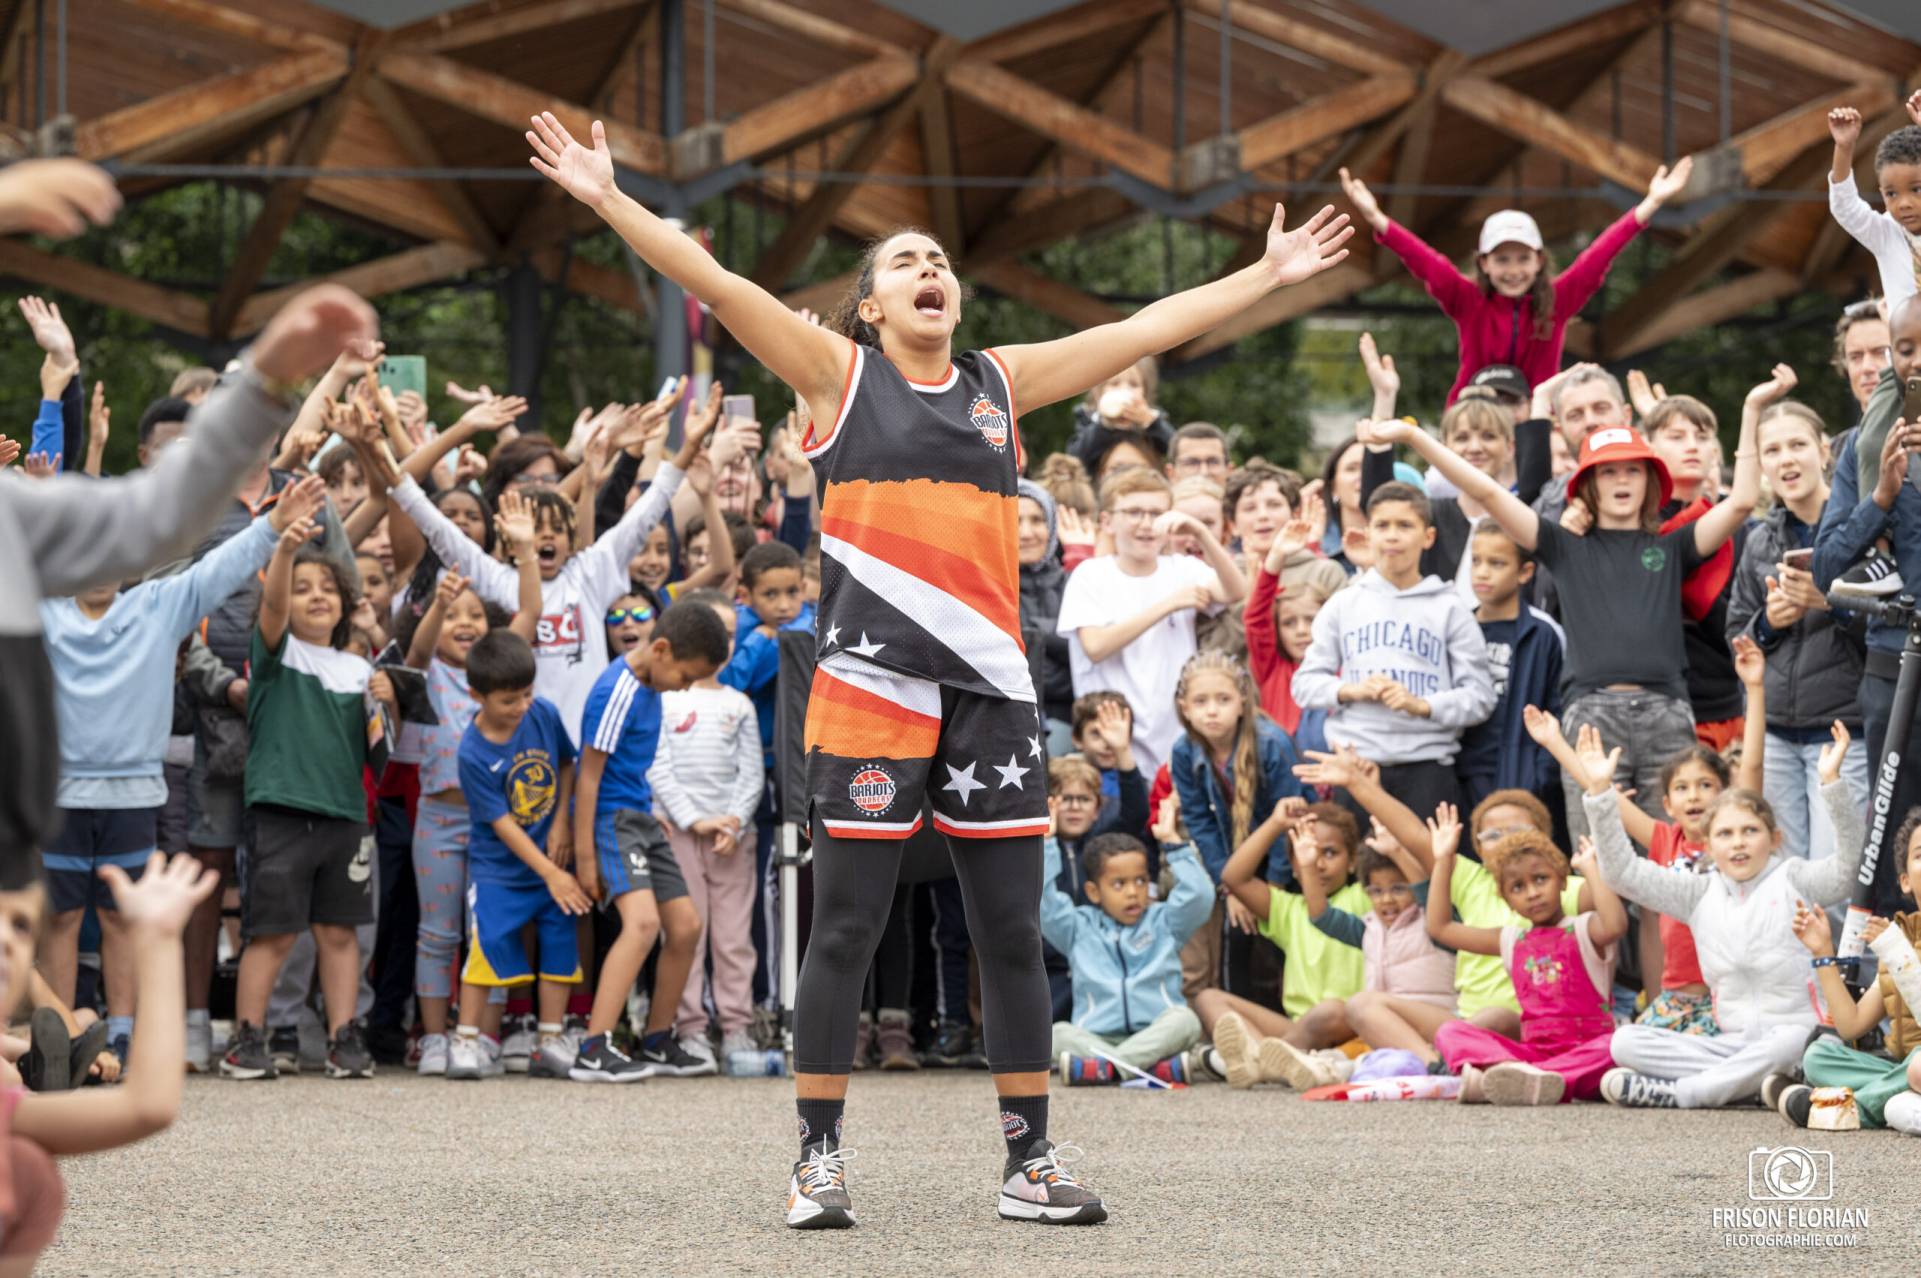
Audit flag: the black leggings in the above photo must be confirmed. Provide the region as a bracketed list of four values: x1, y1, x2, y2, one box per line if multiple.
[796, 821, 1050, 1075]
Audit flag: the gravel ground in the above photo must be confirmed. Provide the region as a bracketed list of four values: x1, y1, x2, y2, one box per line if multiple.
[42, 1070, 1921, 1276]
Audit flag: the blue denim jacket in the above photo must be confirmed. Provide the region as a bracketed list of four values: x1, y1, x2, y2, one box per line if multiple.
[1170, 716, 1307, 885]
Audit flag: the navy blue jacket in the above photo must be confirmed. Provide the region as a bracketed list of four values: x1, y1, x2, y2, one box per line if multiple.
[1457, 606, 1564, 796]
[1170, 716, 1307, 885]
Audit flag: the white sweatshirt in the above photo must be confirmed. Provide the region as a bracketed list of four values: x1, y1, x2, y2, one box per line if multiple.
[390, 465, 681, 737]
[1828, 175, 1921, 308]
[646, 685, 764, 828]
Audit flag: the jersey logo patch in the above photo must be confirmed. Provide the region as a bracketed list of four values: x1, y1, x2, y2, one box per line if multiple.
[848, 766, 897, 816]
[968, 395, 1009, 450]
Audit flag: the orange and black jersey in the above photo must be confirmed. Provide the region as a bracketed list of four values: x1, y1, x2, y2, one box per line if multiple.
[802, 346, 1034, 704]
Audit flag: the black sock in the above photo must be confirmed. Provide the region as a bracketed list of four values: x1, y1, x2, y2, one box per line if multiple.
[999, 1094, 1048, 1161]
[797, 1098, 844, 1157]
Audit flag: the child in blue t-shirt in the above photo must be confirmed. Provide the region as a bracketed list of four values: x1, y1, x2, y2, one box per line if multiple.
[449, 630, 581, 1082]
[571, 600, 734, 1081]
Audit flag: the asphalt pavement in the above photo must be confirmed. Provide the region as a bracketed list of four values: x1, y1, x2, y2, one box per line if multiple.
[43, 1070, 1921, 1276]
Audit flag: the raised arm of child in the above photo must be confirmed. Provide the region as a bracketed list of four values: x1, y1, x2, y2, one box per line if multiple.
[1038, 802, 1087, 955]
[1580, 758, 1712, 921]
[1424, 809, 1502, 956]
[1825, 106, 1910, 258]
[1783, 722, 1867, 907]
[13, 855, 216, 1154]
[1522, 705, 1658, 850]
[1221, 803, 1292, 921]
[679, 418, 742, 592]
[1370, 416, 1541, 551]
[1293, 743, 1433, 873]
[1570, 837, 1629, 948]
[1338, 167, 1478, 319]
[1690, 366, 1777, 556]
[1158, 509, 1247, 604]
[1158, 796, 1218, 945]
[405, 570, 468, 670]
[256, 514, 317, 653]
[1792, 903, 1888, 1041]
[1074, 585, 1208, 666]
[1731, 634, 1767, 794]
[495, 490, 544, 643]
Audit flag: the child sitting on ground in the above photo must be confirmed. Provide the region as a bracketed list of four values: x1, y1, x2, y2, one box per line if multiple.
[1780, 807, 1921, 1134]
[1044, 797, 1213, 1086]
[4, 854, 218, 1272]
[446, 631, 581, 1081]
[1426, 813, 1627, 1105]
[1202, 800, 1369, 1090]
[1581, 725, 1863, 1109]
[645, 590, 765, 1069]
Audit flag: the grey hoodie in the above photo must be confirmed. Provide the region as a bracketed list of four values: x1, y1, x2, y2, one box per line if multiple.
[1291, 568, 1495, 765]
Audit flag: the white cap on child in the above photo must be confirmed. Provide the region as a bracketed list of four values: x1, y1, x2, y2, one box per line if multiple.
[1477, 210, 1544, 255]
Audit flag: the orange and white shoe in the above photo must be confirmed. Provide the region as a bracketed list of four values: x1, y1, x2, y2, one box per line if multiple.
[785, 1146, 856, 1229]
[998, 1140, 1107, 1225]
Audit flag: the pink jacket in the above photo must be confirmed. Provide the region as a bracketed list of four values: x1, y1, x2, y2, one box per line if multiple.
[1377, 212, 1643, 404]
[1365, 901, 1456, 1009]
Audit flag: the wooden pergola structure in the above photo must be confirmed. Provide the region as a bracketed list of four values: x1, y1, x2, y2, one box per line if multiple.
[4, 0, 1920, 382]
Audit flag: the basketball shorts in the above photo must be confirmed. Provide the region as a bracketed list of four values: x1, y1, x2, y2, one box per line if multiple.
[594, 808, 689, 903]
[803, 653, 1048, 842]
[461, 878, 582, 987]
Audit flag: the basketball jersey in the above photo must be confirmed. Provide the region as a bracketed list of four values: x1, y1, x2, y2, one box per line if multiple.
[802, 346, 1034, 704]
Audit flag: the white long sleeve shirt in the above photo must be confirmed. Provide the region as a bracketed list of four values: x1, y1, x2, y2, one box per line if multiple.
[389, 465, 682, 735]
[646, 685, 763, 828]
[1828, 175, 1921, 308]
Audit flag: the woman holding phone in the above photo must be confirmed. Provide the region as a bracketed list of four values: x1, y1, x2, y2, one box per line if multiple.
[1725, 399, 1869, 859]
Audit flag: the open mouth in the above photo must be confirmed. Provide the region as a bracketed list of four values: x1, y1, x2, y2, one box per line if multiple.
[536, 544, 559, 568]
[913, 284, 944, 317]
[449, 627, 480, 646]
[1777, 469, 1802, 488]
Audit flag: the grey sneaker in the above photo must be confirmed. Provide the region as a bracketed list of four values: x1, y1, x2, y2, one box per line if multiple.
[1600, 1067, 1678, 1108]
[501, 1015, 535, 1073]
[220, 1021, 278, 1081]
[446, 1034, 484, 1081]
[325, 1022, 375, 1079]
[529, 1035, 575, 1079]
[480, 1035, 505, 1078]
[268, 1024, 301, 1076]
[998, 1140, 1107, 1224]
[416, 1033, 449, 1077]
[569, 1035, 653, 1083]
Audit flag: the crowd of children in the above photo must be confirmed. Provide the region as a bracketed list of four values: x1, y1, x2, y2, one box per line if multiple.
[6, 86, 1921, 1264]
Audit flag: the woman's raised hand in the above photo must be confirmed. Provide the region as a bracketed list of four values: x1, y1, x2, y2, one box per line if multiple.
[528, 112, 617, 208]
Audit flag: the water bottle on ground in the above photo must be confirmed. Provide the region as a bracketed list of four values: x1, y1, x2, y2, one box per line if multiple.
[727, 1048, 787, 1077]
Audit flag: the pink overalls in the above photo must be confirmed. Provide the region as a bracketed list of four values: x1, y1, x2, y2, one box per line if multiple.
[1434, 914, 1616, 1102]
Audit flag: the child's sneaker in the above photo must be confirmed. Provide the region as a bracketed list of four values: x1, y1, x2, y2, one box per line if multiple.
[479, 1034, 505, 1078]
[875, 1009, 919, 1071]
[446, 1034, 484, 1081]
[1457, 1063, 1487, 1104]
[416, 1033, 449, 1077]
[638, 1033, 716, 1077]
[678, 1034, 717, 1071]
[1258, 1039, 1338, 1090]
[1147, 1054, 1189, 1086]
[1882, 1091, 1921, 1135]
[268, 1024, 301, 1076]
[720, 1029, 757, 1059]
[220, 1022, 277, 1081]
[561, 1013, 589, 1056]
[1058, 1053, 1117, 1086]
[1600, 1066, 1677, 1108]
[852, 1011, 874, 1071]
[1776, 1084, 1813, 1128]
[786, 1145, 856, 1229]
[1210, 1011, 1260, 1090]
[501, 1015, 535, 1073]
[325, 1023, 375, 1079]
[530, 1034, 575, 1079]
[997, 1140, 1107, 1225]
[185, 1016, 212, 1075]
[1482, 1061, 1563, 1106]
[1830, 546, 1903, 597]
[570, 1034, 653, 1083]
[1199, 1047, 1230, 1082]
[1760, 1071, 1798, 1114]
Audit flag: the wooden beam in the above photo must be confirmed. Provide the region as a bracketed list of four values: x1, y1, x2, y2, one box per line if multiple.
[109, 0, 341, 54]
[1342, 50, 1465, 179]
[967, 0, 1165, 64]
[0, 239, 208, 334]
[1676, 0, 1871, 89]
[74, 49, 346, 161]
[1172, 262, 1375, 362]
[947, 59, 1175, 188]
[919, 83, 964, 252]
[532, 249, 647, 315]
[1185, 0, 1405, 77]
[357, 78, 498, 252]
[234, 243, 485, 336]
[1607, 268, 1801, 358]
[402, 0, 644, 53]
[379, 50, 666, 173]
[716, 0, 907, 61]
[1733, 83, 1894, 185]
[1232, 74, 1416, 175]
[1470, 0, 1660, 79]
[721, 55, 918, 166]
[1597, 144, 1831, 355]
[975, 261, 1127, 330]
[1386, 84, 1439, 226]
[1440, 75, 1661, 189]
[968, 187, 1139, 265]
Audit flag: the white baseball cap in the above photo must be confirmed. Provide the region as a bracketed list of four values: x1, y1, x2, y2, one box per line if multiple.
[1478, 210, 1544, 255]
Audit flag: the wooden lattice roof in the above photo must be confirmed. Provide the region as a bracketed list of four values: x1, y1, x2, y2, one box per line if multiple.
[5, 0, 1920, 362]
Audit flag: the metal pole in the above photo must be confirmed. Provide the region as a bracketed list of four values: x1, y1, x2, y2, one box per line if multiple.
[655, 0, 689, 441]
[504, 261, 545, 424]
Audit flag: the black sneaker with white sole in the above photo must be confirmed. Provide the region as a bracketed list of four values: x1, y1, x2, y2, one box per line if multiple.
[1778, 1083, 1814, 1128]
[785, 1145, 856, 1229]
[268, 1024, 301, 1076]
[221, 1021, 278, 1081]
[636, 1033, 715, 1077]
[998, 1140, 1107, 1225]
[1830, 546, 1903, 597]
[325, 1022, 375, 1079]
[570, 1035, 652, 1083]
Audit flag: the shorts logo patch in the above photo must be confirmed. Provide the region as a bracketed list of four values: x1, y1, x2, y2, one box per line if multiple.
[848, 766, 897, 817]
[348, 838, 374, 884]
[1000, 1111, 1029, 1141]
[968, 395, 1009, 450]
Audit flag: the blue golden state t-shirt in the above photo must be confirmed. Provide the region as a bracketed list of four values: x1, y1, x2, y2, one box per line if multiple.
[458, 697, 576, 888]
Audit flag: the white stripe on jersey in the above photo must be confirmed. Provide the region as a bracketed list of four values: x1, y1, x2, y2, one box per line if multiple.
[802, 345, 865, 460]
[820, 533, 1036, 703]
[592, 668, 640, 754]
[817, 651, 942, 717]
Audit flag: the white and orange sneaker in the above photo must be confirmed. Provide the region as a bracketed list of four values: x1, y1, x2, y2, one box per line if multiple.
[998, 1140, 1107, 1225]
[785, 1145, 856, 1229]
